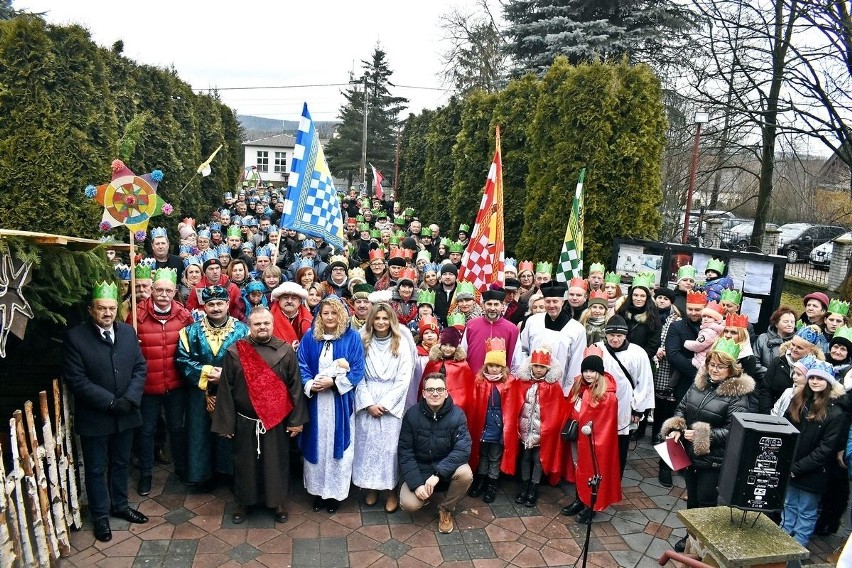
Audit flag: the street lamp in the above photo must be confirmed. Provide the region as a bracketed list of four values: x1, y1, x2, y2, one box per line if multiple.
[681, 111, 710, 244]
[348, 76, 369, 194]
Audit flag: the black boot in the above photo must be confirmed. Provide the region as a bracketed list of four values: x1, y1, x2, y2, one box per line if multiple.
[515, 480, 530, 504]
[483, 478, 499, 503]
[523, 483, 539, 507]
[674, 534, 688, 553]
[469, 474, 487, 498]
[576, 506, 596, 524]
[561, 499, 584, 516]
[658, 460, 672, 488]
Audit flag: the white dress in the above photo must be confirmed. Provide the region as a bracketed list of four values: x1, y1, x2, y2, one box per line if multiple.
[303, 339, 355, 501]
[352, 332, 414, 490]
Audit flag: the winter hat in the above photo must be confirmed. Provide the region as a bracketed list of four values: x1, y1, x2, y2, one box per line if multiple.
[654, 287, 676, 302]
[830, 326, 852, 352]
[807, 360, 838, 386]
[440, 263, 458, 275]
[605, 315, 629, 335]
[701, 301, 726, 322]
[803, 291, 830, 311]
[440, 326, 461, 347]
[588, 290, 608, 308]
[581, 345, 605, 374]
[793, 354, 817, 377]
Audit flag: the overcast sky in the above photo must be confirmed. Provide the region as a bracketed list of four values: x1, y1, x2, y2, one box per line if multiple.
[19, 0, 488, 122]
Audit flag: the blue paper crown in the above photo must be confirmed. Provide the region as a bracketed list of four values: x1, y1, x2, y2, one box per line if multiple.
[302, 239, 317, 250]
[150, 227, 168, 239]
[114, 263, 131, 280]
[504, 258, 517, 270]
[139, 257, 157, 268]
[267, 225, 279, 235]
[224, 192, 233, 199]
[241, 241, 254, 250]
[423, 263, 440, 274]
[220, 208, 231, 217]
[255, 246, 271, 258]
[200, 250, 218, 264]
[244, 216, 258, 227]
[209, 222, 222, 232]
[795, 324, 821, 345]
[264, 207, 274, 216]
[231, 217, 242, 226]
[299, 257, 315, 269]
[184, 255, 202, 268]
[216, 244, 231, 255]
[197, 229, 211, 239]
[179, 244, 193, 254]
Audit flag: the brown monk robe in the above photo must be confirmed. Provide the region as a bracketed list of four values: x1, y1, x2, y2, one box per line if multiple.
[212, 307, 308, 524]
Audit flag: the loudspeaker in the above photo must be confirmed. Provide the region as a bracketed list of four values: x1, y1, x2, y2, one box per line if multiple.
[718, 412, 799, 512]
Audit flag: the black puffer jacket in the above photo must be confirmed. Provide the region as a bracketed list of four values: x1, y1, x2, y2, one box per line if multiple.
[661, 368, 755, 469]
[785, 388, 847, 495]
[398, 396, 472, 490]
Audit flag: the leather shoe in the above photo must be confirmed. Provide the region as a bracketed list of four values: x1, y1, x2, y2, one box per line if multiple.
[576, 507, 596, 524]
[232, 506, 247, 525]
[274, 507, 288, 523]
[561, 500, 585, 516]
[674, 535, 688, 553]
[93, 518, 112, 542]
[385, 490, 399, 513]
[364, 489, 378, 506]
[137, 475, 152, 496]
[111, 507, 148, 524]
[312, 496, 326, 512]
[326, 499, 340, 514]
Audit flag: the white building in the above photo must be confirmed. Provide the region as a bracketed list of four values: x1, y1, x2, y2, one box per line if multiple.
[242, 134, 295, 188]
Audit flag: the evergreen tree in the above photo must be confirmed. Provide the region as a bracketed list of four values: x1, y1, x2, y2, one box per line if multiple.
[502, 0, 695, 75]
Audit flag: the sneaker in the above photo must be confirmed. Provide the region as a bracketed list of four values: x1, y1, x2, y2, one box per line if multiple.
[438, 507, 454, 534]
[137, 475, 152, 496]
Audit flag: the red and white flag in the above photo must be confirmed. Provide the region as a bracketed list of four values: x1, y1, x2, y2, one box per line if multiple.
[370, 163, 384, 199]
[458, 127, 505, 292]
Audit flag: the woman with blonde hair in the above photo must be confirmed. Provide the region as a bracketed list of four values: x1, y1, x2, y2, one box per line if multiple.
[759, 325, 825, 413]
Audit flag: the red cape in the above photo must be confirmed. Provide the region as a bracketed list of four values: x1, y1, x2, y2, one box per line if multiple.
[271, 304, 313, 345]
[468, 375, 523, 475]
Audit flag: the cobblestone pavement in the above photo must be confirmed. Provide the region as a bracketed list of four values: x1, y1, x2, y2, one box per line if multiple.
[61, 439, 849, 567]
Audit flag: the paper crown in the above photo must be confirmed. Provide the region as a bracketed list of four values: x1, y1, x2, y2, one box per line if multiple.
[829, 298, 850, 316]
[215, 244, 231, 255]
[135, 262, 153, 280]
[448, 241, 465, 254]
[369, 248, 385, 261]
[795, 324, 821, 345]
[404, 207, 415, 216]
[588, 262, 606, 275]
[455, 281, 477, 300]
[724, 313, 749, 329]
[486, 336, 506, 353]
[677, 264, 697, 281]
[357, 223, 369, 232]
[711, 338, 741, 359]
[329, 254, 349, 269]
[422, 263, 440, 274]
[231, 217, 242, 227]
[604, 271, 621, 285]
[686, 290, 708, 305]
[504, 258, 517, 270]
[389, 248, 406, 260]
[197, 229, 211, 239]
[92, 281, 119, 301]
[458, 224, 470, 234]
[536, 261, 553, 275]
[179, 244, 194, 255]
[484, 337, 507, 367]
[150, 227, 168, 239]
[418, 315, 439, 333]
[241, 241, 254, 251]
[220, 208, 231, 217]
[153, 267, 178, 285]
[583, 344, 604, 359]
[447, 313, 466, 329]
[370, 228, 382, 238]
[807, 360, 837, 384]
[631, 272, 655, 290]
[209, 222, 222, 232]
[301, 239, 317, 250]
[226, 226, 242, 238]
[416, 250, 431, 262]
[702, 301, 726, 318]
[518, 260, 535, 274]
[114, 264, 131, 281]
[254, 246, 271, 259]
[414, 291, 434, 308]
[720, 289, 743, 305]
[588, 290, 608, 306]
[568, 277, 588, 290]
[389, 237, 401, 245]
[420, 227, 432, 237]
[184, 255, 202, 268]
[200, 249, 218, 264]
[705, 258, 726, 275]
[394, 216, 406, 226]
[398, 268, 418, 284]
[348, 266, 366, 283]
[530, 348, 552, 367]
[401, 248, 415, 261]
[833, 326, 852, 345]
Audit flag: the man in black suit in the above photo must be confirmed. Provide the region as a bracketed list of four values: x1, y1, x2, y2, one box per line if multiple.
[62, 282, 149, 542]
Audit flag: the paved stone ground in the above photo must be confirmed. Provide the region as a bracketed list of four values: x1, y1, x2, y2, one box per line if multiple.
[61, 439, 849, 567]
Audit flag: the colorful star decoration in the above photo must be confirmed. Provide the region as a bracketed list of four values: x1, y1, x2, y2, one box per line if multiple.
[0, 254, 34, 358]
[85, 160, 171, 240]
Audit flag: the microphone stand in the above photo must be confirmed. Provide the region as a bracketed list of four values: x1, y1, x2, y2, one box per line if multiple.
[577, 424, 602, 568]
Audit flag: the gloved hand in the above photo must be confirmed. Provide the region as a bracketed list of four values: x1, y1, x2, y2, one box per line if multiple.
[109, 397, 135, 415]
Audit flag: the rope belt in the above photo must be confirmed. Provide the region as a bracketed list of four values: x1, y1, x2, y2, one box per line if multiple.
[237, 412, 266, 457]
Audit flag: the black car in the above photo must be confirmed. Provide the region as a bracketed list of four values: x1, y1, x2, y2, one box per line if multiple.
[777, 223, 847, 263]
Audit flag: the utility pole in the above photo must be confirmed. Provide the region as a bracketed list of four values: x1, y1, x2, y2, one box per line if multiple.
[360, 74, 369, 194]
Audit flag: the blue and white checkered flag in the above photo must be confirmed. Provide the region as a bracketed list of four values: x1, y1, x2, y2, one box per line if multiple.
[280, 103, 344, 250]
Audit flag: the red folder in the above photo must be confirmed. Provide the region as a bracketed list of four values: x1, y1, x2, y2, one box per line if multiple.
[654, 438, 692, 471]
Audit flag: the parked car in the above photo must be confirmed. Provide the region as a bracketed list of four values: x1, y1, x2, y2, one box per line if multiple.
[777, 223, 847, 263]
[809, 231, 852, 270]
[670, 209, 737, 243]
[719, 221, 778, 251]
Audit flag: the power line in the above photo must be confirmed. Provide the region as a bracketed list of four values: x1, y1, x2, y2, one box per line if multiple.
[194, 82, 445, 92]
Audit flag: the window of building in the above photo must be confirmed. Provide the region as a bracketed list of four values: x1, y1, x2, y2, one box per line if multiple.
[274, 151, 287, 173]
[256, 151, 269, 172]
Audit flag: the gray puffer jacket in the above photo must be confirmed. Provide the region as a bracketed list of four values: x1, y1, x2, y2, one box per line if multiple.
[753, 327, 793, 370]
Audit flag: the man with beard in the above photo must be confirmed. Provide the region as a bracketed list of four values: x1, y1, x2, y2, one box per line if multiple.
[461, 287, 521, 374]
[518, 282, 586, 395]
[185, 257, 245, 321]
[432, 264, 458, 326]
[269, 282, 313, 349]
[349, 283, 374, 329]
[212, 308, 308, 524]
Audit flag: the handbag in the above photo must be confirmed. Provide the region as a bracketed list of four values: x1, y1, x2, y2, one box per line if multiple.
[561, 418, 579, 442]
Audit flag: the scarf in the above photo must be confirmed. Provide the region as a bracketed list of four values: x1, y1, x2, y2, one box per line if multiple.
[235, 340, 293, 430]
[272, 306, 300, 345]
[484, 372, 504, 382]
[544, 308, 571, 331]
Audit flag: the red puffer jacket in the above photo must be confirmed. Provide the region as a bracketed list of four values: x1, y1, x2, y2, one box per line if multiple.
[130, 298, 194, 395]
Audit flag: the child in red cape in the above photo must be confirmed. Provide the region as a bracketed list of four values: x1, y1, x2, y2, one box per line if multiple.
[515, 346, 568, 507]
[560, 345, 621, 524]
[423, 326, 475, 424]
[467, 338, 523, 504]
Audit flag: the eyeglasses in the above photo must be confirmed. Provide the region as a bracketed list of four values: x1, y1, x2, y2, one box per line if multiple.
[424, 387, 446, 395]
[708, 362, 728, 370]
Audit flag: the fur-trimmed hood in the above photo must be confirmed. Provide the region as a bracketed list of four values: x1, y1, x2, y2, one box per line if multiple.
[428, 343, 467, 362]
[517, 360, 563, 384]
[311, 296, 351, 341]
[693, 367, 756, 397]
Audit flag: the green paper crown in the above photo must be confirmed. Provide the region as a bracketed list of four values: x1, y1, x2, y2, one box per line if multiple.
[588, 262, 606, 275]
[829, 298, 850, 317]
[440, 237, 452, 247]
[370, 229, 381, 238]
[535, 261, 553, 275]
[677, 264, 696, 281]
[447, 313, 466, 327]
[720, 289, 743, 305]
[356, 214, 365, 222]
[421, 227, 433, 237]
[404, 207, 415, 216]
[416, 250, 431, 262]
[389, 236, 400, 245]
[604, 271, 621, 285]
[417, 289, 436, 306]
[394, 216, 406, 226]
[226, 226, 242, 238]
[632, 272, 655, 290]
[449, 241, 465, 254]
[135, 263, 152, 279]
[706, 258, 726, 275]
[458, 224, 471, 234]
[456, 281, 477, 297]
[395, 230, 406, 238]
[92, 281, 119, 301]
[712, 338, 741, 359]
[358, 223, 369, 232]
[153, 268, 178, 285]
[834, 325, 852, 344]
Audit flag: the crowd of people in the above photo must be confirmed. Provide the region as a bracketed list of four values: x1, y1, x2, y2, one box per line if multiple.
[63, 185, 852, 551]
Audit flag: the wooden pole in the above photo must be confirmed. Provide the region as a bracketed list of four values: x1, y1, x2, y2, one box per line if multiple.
[0, 438, 21, 568]
[61, 383, 85, 523]
[40, 392, 70, 556]
[24, 401, 58, 560]
[52, 381, 76, 532]
[129, 233, 138, 332]
[9, 416, 34, 567]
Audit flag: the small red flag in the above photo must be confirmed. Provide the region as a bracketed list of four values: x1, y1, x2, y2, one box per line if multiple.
[370, 164, 384, 199]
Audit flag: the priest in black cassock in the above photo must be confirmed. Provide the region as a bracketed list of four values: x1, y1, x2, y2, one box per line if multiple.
[212, 306, 308, 524]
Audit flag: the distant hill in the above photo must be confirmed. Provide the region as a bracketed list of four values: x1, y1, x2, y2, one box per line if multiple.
[238, 114, 339, 142]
